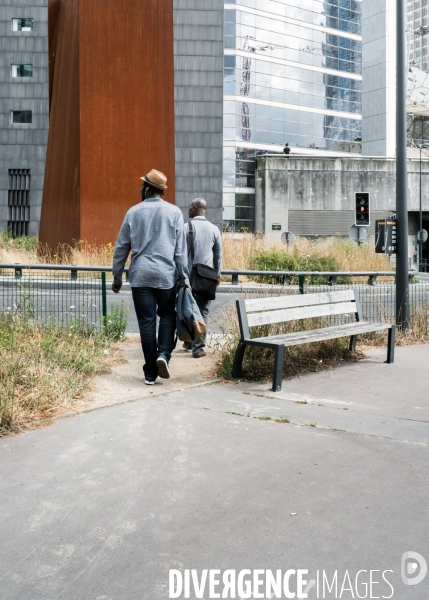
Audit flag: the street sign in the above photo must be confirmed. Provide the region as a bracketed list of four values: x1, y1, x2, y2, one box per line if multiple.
[349, 225, 368, 243]
[417, 229, 428, 243]
[281, 231, 295, 245]
[375, 218, 397, 254]
[272, 223, 281, 231]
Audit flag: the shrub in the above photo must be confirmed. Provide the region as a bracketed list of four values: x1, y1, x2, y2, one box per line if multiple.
[252, 245, 349, 284]
[102, 301, 129, 341]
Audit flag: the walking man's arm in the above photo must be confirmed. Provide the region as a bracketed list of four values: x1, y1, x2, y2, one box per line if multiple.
[174, 212, 190, 288]
[112, 214, 131, 293]
[213, 229, 222, 285]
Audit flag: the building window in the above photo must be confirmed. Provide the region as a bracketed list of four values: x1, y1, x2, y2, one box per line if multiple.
[8, 169, 30, 238]
[11, 64, 33, 78]
[12, 18, 33, 32]
[11, 111, 32, 124]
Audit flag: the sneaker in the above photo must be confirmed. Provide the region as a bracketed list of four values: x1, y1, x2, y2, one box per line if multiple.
[156, 357, 170, 379]
[144, 379, 156, 386]
[193, 351, 206, 358]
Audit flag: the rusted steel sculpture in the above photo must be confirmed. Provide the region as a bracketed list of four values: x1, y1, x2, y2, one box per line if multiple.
[40, 0, 176, 248]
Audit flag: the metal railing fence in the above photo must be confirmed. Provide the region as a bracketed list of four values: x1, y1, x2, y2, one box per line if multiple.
[0, 264, 108, 327]
[0, 264, 427, 330]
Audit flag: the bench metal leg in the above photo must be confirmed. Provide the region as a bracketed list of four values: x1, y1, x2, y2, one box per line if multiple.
[272, 345, 285, 392]
[386, 325, 395, 364]
[232, 343, 247, 378]
[349, 335, 358, 353]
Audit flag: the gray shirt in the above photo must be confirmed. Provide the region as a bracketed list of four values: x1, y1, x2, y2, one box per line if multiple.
[185, 217, 222, 278]
[112, 198, 189, 288]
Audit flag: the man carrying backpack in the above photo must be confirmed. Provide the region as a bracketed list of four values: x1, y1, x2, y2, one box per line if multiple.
[184, 198, 222, 358]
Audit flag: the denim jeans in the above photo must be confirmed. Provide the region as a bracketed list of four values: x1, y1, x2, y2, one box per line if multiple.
[192, 295, 211, 357]
[132, 286, 177, 381]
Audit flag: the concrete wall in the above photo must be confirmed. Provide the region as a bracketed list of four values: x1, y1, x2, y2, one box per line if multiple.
[361, 0, 396, 157]
[173, 0, 224, 227]
[0, 1, 49, 236]
[256, 156, 429, 256]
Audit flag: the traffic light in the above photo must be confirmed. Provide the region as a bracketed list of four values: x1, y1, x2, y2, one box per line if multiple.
[355, 192, 370, 226]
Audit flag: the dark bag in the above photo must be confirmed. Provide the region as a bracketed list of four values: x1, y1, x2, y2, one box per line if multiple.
[188, 221, 219, 301]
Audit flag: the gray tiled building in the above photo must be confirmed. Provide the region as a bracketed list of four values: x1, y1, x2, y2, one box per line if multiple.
[0, 1, 49, 237]
[173, 0, 224, 227]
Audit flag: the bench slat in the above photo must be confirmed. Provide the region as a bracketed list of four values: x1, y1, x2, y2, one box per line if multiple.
[249, 321, 391, 346]
[244, 290, 355, 313]
[247, 301, 357, 327]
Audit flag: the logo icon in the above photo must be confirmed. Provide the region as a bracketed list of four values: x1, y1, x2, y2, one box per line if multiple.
[401, 552, 427, 586]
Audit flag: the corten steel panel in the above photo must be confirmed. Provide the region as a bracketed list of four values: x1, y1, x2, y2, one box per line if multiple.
[48, 0, 61, 113]
[39, 0, 81, 249]
[40, 0, 176, 249]
[79, 0, 176, 244]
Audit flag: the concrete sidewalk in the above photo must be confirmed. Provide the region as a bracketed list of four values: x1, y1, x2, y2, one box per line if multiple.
[1, 345, 429, 599]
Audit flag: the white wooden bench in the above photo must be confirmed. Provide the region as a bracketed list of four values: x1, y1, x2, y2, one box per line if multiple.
[232, 290, 395, 392]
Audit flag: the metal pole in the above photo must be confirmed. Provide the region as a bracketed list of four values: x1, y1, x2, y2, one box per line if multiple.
[101, 271, 107, 319]
[419, 146, 423, 271]
[396, 0, 409, 329]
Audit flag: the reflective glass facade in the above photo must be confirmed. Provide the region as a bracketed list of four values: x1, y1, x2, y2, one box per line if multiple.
[408, 0, 429, 74]
[223, 0, 363, 230]
[406, 1, 429, 149]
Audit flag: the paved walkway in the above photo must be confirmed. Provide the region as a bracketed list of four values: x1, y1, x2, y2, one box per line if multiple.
[1, 345, 429, 599]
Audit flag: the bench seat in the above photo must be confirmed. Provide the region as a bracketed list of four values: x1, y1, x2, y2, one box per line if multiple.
[232, 290, 395, 391]
[249, 320, 392, 347]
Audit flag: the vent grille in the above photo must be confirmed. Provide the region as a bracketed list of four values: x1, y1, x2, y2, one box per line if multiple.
[288, 211, 354, 236]
[288, 210, 402, 237]
[8, 169, 30, 237]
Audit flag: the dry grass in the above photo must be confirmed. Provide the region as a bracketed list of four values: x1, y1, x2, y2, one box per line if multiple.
[1, 231, 393, 275]
[0, 315, 123, 435]
[0, 233, 117, 267]
[222, 234, 394, 278]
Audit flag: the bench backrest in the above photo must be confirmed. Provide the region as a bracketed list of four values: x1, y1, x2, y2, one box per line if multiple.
[238, 290, 360, 333]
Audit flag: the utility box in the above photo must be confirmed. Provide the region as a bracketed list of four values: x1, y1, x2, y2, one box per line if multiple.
[375, 218, 397, 254]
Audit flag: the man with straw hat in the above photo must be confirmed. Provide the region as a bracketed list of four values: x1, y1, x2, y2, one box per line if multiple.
[112, 169, 189, 385]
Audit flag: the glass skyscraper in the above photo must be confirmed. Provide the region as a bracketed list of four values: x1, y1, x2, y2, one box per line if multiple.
[222, 0, 363, 230]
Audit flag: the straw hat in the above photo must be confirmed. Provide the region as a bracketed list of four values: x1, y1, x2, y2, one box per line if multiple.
[140, 169, 168, 190]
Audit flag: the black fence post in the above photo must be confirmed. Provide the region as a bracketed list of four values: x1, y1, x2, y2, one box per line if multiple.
[101, 272, 107, 320]
[299, 275, 305, 294]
